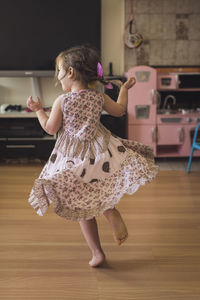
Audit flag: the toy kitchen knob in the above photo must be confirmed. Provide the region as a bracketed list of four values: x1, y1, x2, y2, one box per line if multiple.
[196, 118, 200, 123]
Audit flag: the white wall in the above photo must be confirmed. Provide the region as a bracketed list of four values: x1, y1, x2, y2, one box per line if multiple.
[101, 0, 125, 75]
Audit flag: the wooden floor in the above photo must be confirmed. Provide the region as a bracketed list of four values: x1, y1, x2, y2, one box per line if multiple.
[1, 165, 200, 300]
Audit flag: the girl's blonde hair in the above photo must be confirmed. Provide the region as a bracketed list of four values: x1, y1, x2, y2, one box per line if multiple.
[55, 45, 107, 86]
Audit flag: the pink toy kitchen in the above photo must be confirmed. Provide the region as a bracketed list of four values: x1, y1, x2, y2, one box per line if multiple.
[127, 66, 200, 157]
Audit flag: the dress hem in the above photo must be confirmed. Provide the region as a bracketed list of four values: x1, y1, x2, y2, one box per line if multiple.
[28, 148, 158, 221]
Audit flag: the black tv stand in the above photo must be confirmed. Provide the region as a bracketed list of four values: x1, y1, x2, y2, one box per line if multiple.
[0, 114, 56, 159]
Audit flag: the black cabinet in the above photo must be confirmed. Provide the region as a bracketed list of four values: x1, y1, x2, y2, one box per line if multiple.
[0, 117, 56, 159]
[0, 117, 45, 138]
[0, 138, 55, 159]
[100, 114, 126, 138]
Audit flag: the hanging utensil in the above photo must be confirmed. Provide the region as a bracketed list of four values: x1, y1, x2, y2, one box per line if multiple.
[124, 0, 143, 49]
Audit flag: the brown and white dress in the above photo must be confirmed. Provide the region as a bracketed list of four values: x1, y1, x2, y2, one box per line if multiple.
[28, 89, 158, 221]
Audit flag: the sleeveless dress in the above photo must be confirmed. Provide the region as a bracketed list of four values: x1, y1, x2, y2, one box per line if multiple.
[28, 89, 158, 221]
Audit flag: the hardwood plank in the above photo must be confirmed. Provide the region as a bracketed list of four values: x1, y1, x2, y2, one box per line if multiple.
[0, 165, 200, 299]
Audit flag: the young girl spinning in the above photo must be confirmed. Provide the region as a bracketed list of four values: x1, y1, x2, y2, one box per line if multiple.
[27, 45, 158, 267]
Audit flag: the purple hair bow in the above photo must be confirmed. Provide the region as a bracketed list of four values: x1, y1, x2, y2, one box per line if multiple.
[97, 62, 113, 89]
[97, 62, 103, 79]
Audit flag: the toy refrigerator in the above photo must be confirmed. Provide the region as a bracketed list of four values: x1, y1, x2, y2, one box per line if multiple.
[127, 66, 157, 155]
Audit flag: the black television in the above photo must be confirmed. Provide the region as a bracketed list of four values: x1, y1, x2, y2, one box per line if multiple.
[0, 0, 101, 77]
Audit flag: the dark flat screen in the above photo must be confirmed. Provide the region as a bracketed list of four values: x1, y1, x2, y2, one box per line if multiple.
[0, 0, 101, 71]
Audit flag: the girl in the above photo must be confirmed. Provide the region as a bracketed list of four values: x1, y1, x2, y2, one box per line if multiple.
[27, 45, 158, 267]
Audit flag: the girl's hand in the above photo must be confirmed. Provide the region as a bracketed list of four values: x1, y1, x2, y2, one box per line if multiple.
[26, 96, 43, 112]
[123, 77, 136, 90]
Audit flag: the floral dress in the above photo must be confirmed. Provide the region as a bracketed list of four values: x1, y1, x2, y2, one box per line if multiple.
[28, 89, 158, 221]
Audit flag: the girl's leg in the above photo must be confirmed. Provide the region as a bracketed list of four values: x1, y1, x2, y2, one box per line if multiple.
[103, 207, 128, 245]
[79, 217, 105, 267]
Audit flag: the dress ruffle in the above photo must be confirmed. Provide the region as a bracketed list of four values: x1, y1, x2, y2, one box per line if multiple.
[28, 139, 158, 221]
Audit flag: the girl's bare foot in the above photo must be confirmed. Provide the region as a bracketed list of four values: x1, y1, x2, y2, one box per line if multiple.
[79, 218, 105, 267]
[104, 208, 128, 245]
[89, 250, 105, 267]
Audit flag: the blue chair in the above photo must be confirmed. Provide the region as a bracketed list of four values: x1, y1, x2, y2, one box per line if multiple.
[187, 123, 200, 173]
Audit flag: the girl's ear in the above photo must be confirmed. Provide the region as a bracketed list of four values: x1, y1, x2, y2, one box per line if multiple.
[67, 67, 75, 79]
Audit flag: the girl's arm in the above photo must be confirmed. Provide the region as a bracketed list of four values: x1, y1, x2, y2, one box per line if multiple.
[103, 77, 136, 117]
[26, 95, 63, 135]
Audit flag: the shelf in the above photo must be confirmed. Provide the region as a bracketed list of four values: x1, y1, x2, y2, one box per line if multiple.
[0, 111, 51, 118]
[0, 136, 56, 141]
[0, 70, 54, 77]
[0, 112, 38, 118]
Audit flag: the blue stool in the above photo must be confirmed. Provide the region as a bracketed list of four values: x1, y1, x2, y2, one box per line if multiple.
[187, 123, 200, 173]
